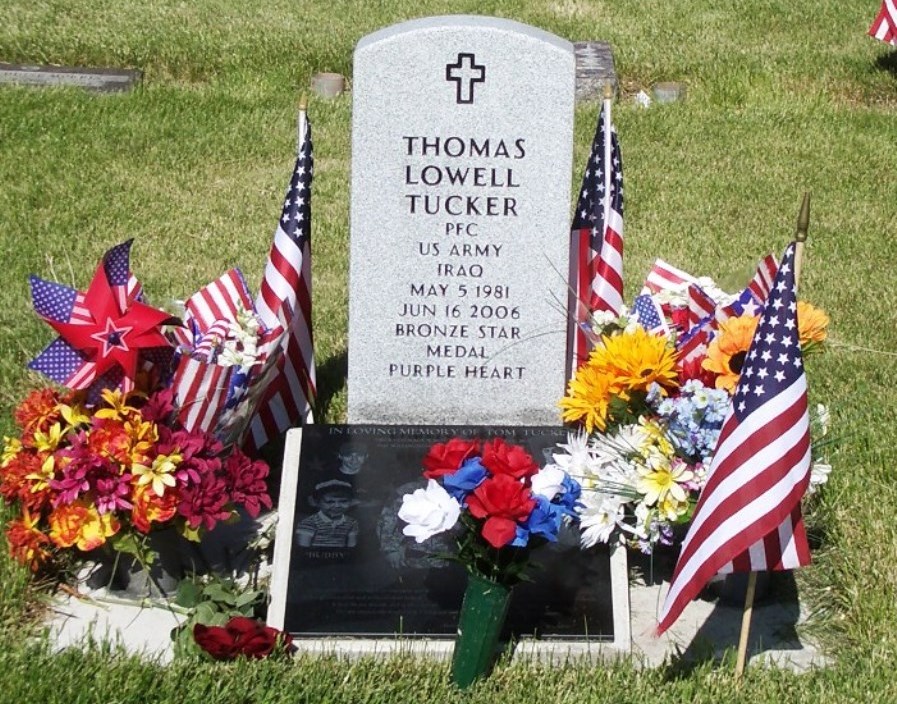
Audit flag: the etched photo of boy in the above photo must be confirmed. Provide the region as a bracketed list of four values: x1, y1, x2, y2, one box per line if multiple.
[295, 479, 359, 549]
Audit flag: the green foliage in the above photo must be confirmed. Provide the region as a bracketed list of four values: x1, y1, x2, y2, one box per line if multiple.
[0, 0, 895, 697]
[170, 574, 266, 658]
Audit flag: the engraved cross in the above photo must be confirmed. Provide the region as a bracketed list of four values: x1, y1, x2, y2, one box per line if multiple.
[445, 53, 485, 105]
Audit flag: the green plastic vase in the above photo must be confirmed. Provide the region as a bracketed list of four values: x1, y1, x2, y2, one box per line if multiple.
[450, 572, 512, 688]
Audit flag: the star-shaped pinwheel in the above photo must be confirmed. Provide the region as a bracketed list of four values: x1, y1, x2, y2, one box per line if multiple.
[28, 240, 178, 396]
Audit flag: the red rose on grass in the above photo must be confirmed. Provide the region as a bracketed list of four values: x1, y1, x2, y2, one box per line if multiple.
[466, 473, 536, 548]
[422, 438, 479, 479]
[480, 438, 538, 480]
[194, 616, 292, 660]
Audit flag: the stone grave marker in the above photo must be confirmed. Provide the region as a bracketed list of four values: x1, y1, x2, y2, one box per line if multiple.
[0, 63, 141, 92]
[268, 425, 631, 658]
[347, 16, 576, 426]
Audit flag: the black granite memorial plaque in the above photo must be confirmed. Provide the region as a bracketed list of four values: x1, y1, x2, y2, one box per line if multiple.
[276, 424, 614, 641]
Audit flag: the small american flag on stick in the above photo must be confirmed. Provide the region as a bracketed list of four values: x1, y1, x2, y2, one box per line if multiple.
[870, 0, 897, 45]
[244, 106, 317, 453]
[568, 89, 624, 370]
[656, 242, 812, 635]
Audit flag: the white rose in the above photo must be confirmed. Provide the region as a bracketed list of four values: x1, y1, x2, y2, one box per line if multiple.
[398, 480, 461, 543]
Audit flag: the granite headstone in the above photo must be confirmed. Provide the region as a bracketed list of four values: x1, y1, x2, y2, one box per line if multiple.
[347, 16, 576, 426]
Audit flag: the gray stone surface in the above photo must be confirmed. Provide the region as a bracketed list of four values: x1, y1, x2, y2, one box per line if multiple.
[347, 16, 576, 425]
[573, 41, 617, 102]
[0, 63, 141, 92]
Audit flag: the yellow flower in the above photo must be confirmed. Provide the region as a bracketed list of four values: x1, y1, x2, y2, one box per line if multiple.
[59, 402, 90, 430]
[124, 418, 158, 465]
[638, 417, 676, 460]
[636, 461, 694, 507]
[94, 389, 141, 421]
[32, 423, 63, 452]
[559, 363, 618, 433]
[588, 328, 679, 395]
[702, 314, 760, 393]
[132, 452, 182, 497]
[25, 453, 56, 495]
[2, 437, 22, 467]
[797, 301, 829, 347]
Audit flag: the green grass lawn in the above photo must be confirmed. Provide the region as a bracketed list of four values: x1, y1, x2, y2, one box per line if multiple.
[1, 1, 896, 701]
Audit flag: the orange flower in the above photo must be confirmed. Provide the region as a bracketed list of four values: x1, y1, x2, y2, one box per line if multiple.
[6, 509, 52, 572]
[14, 388, 62, 445]
[797, 301, 829, 347]
[87, 419, 134, 466]
[702, 314, 760, 393]
[130, 485, 178, 533]
[0, 449, 53, 512]
[559, 363, 620, 433]
[48, 499, 119, 551]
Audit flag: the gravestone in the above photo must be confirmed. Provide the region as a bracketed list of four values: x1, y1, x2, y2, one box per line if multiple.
[347, 16, 576, 426]
[573, 42, 617, 102]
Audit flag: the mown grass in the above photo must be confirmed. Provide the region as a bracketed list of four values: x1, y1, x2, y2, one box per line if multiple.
[1, 0, 896, 700]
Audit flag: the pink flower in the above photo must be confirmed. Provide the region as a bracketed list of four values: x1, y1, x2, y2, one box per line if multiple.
[177, 474, 232, 531]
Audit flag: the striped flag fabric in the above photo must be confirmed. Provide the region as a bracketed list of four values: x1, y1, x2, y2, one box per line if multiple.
[245, 108, 317, 452]
[656, 242, 812, 634]
[569, 94, 624, 369]
[870, 0, 897, 45]
[641, 259, 696, 296]
[185, 268, 253, 332]
[686, 284, 717, 329]
[747, 253, 778, 304]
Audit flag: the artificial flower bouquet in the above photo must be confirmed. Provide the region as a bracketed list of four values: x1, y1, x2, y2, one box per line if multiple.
[398, 436, 582, 586]
[1, 240, 276, 574]
[558, 256, 832, 554]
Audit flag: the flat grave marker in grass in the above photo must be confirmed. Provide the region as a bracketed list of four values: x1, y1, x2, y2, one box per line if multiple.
[573, 41, 617, 102]
[346, 16, 576, 426]
[268, 425, 631, 658]
[0, 63, 141, 92]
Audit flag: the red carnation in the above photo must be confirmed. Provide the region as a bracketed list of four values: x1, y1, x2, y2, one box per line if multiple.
[194, 616, 292, 660]
[422, 438, 479, 479]
[466, 474, 536, 548]
[678, 354, 717, 387]
[480, 438, 538, 480]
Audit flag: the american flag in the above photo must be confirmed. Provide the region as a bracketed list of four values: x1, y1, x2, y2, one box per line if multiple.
[631, 294, 668, 335]
[641, 258, 696, 296]
[870, 0, 897, 45]
[686, 284, 717, 329]
[569, 95, 624, 369]
[747, 253, 778, 305]
[656, 243, 811, 634]
[185, 268, 253, 332]
[245, 108, 317, 452]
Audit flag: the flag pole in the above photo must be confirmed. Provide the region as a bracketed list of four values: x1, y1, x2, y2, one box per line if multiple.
[734, 193, 811, 681]
[793, 192, 810, 294]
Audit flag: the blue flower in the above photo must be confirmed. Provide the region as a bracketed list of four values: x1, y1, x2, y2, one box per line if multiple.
[557, 474, 583, 515]
[511, 496, 562, 547]
[442, 457, 488, 505]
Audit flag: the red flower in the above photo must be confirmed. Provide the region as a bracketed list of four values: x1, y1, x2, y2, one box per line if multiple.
[193, 616, 292, 660]
[422, 438, 479, 479]
[480, 438, 538, 480]
[14, 388, 62, 445]
[6, 510, 52, 572]
[466, 474, 536, 548]
[224, 451, 272, 518]
[678, 354, 718, 387]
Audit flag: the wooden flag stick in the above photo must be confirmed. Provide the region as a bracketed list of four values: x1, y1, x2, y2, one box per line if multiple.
[794, 192, 810, 295]
[734, 571, 758, 680]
